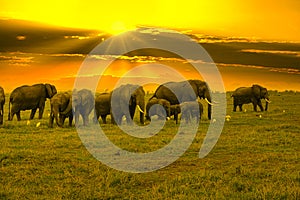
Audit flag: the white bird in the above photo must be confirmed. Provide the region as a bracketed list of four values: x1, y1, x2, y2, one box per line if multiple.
[36, 122, 41, 127]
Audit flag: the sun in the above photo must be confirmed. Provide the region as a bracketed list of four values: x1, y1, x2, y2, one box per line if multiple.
[110, 21, 135, 35]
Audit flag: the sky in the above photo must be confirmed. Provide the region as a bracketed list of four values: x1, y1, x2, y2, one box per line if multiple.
[0, 0, 300, 40]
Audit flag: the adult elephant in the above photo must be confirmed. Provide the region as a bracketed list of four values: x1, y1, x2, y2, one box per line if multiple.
[94, 93, 112, 124]
[232, 84, 270, 112]
[8, 83, 57, 121]
[0, 86, 5, 125]
[49, 92, 73, 128]
[111, 84, 145, 125]
[145, 98, 171, 121]
[180, 101, 203, 124]
[72, 89, 94, 126]
[150, 80, 212, 120]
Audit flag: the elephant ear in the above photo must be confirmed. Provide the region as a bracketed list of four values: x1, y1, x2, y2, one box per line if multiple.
[45, 84, 54, 98]
[252, 84, 262, 98]
[61, 94, 72, 115]
[51, 85, 57, 97]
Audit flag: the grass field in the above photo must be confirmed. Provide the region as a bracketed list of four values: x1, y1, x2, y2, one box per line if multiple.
[0, 91, 299, 199]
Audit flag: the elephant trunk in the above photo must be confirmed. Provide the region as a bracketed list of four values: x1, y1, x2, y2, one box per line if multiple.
[264, 98, 270, 111]
[55, 112, 63, 127]
[8, 99, 11, 121]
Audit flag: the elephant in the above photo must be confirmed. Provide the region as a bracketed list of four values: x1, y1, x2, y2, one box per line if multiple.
[49, 92, 73, 128]
[180, 101, 203, 124]
[72, 89, 94, 126]
[0, 86, 5, 125]
[145, 98, 171, 121]
[8, 83, 57, 121]
[170, 104, 181, 124]
[232, 84, 270, 112]
[111, 84, 145, 125]
[94, 93, 112, 124]
[150, 80, 212, 120]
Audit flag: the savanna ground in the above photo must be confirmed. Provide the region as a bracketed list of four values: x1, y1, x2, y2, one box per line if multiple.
[0, 91, 299, 199]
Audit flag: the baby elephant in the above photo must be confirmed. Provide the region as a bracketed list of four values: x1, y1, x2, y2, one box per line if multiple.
[180, 101, 203, 124]
[49, 93, 73, 128]
[170, 104, 181, 124]
[146, 98, 171, 121]
[94, 93, 112, 124]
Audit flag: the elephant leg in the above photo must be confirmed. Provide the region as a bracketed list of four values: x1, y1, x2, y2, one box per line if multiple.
[94, 110, 99, 123]
[252, 102, 257, 112]
[252, 99, 259, 112]
[257, 100, 264, 111]
[125, 113, 133, 125]
[233, 104, 237, 112]
[129, 107, 136, 120]
[233, 99, 237, 112]
[30, 108, 37, 119]
[82, 115, 87, 126]
[114, 115, 121, 125]
[111, 114, 116, 124]
[9, 112, 14, 121]
[68, 115, 73, 127]
[16, 111, 21, 121]
[238, 104, 243, 111]
[49, 113, 54, 128]
[38, 104, 45, 119]
[175, 114, 178, 124]
[83, 113, 89, 126]
[208, 105, 211, 120]
[61, 116, 66, 127]
[101, 115, 107, 124]
[75, 111, 80, 126]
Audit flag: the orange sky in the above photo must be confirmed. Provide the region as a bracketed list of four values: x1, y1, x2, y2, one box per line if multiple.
[0, 0, 299, 40]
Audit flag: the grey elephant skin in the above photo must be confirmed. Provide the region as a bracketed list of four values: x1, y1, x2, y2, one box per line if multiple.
[232, 84, 270, 112]
[72, 89, 94, 126]
[145, 98, 171, 121]
[150, 80, 212, 120]
[94, 93, 112, 124]
[8, 83, 57, 121]
[0, 86, 5, 125]
[49, 93, 73, 128]
[111, 84, 145, 125]
[170, 104, 181, 124]
[180, 101, 203, 124]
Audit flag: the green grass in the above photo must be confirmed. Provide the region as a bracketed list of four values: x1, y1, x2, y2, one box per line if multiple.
[0, 91, 299, 199]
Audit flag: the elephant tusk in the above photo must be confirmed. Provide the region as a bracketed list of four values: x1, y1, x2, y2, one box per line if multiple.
[205, 98, 214, 106]
[137, 105, 144, 113]
[265, 98, 271, 103]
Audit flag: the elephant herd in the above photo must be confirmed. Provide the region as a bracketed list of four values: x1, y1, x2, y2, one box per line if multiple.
[0, 80, 270, 127]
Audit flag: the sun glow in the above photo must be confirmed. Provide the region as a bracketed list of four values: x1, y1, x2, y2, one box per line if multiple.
[110, 21, 135, 35]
